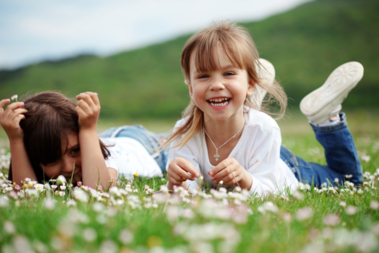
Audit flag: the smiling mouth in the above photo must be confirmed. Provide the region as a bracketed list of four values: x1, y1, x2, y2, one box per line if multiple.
[207, 98, 230, 107]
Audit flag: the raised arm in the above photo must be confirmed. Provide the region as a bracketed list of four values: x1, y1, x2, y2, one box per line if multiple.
[75, 92, 115, 189]
[0, 99, 36, 184]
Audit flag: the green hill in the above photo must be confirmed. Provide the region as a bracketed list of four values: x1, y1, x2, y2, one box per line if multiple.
[0, 0, 378, 120]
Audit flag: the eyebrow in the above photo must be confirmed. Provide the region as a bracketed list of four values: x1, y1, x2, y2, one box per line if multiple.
[64, 144, 80, 154]
[192, 64, 238, 75]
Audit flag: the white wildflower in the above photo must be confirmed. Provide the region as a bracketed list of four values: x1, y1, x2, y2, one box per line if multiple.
[43, 197, 55, 210]
[34, 183, 45, 193]
[10, 94, 18, 101]
[0, 195, 9, 207]
[296, 207, 313, 221]
[370, 200, 379, 210]
[92, 202, 105, 212]
[56, 175, 66, 185]
[99, 240, 118, 253]
[258, 201, 278, 214]
[12, 235, 34, 253]
[66, 199, 77, 207]
[73, 188, 89, 202]
[83, 228, 97, 242]
[293, 190, 304, 200]
[346, 205, 357, 215]
[323, 213, 340, 226]
[26, 189, 39, 198]
[282, 212, 292, 222]
[119, 229, 134, 245]
[4, 221, 16, 234]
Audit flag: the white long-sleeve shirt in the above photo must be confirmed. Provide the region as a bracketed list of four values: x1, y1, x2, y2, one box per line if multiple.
[101, 137, 162, 178]
[166, 108, 298, 197]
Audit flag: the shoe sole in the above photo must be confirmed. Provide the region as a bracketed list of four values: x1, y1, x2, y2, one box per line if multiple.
[300, 61, 364, 124]
[256, 58, 275, 107]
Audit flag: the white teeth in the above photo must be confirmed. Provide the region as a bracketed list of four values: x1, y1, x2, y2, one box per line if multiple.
[210, 101, 228, 106]
[208, 98, 229, 106]
[208, 98, 229, 103]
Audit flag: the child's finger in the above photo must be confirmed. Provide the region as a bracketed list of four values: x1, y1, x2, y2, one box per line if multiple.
[210, 167, 230, 181]
[168, 175, 183, 185]
[209, 159, 231, 177]
[10, 108, 28, 120]
[75, 105, 86, 118]
[217, 172, 240, 185]
[168, 166, 187, 181]
[3, 102, 24, 119]
[12, 114, 26, 127]
[77, 92, 97, 108]
[168, 162, 194, 181]
[175, 159, 200, 178]
[76, 99, 91, 114]
[0, 99, 11, 109]
[76, 93, 95, 109]
[86, 92, 100, 106]
[5, 101, 24, 111]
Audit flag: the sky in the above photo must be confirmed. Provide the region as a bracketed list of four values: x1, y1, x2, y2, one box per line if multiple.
[0, 0, 312, 70]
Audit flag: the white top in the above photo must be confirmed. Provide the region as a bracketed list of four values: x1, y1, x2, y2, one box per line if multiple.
[100, 137, 162, 178]
[167, 108, 299, 197]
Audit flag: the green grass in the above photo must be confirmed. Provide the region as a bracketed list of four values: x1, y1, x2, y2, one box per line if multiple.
[1, 113, 379, 252]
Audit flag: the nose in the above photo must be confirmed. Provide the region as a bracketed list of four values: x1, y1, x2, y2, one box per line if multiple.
[62, 157, 75, 174]
[209, 75, 225, 91]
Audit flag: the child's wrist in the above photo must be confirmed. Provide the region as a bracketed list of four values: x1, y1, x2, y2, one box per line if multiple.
[240, 171, 253, 190]
[79, 127, 97, 136]
[9, 137, 24, 146]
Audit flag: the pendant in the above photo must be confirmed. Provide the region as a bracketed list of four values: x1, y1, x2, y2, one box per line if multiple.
[214, 149, 220, 161]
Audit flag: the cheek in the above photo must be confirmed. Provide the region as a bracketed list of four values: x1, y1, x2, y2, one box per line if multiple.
[43, 165, 60, 178]
[74, 157, 82, 168]
[191, 84, 205, 101]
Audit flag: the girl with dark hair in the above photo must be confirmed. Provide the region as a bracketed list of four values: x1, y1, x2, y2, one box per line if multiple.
[0, 91, 168, 188]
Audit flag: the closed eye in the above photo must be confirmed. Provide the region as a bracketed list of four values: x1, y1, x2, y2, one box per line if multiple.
[224, 72, 235, 76]
[198, 74, 209, 79]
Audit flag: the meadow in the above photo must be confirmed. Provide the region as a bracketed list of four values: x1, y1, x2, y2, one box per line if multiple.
[0, 1, 378, 251]
[0, 110, 378, 253]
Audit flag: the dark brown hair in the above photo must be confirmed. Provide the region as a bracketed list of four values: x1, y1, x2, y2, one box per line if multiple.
[8, 91, 110, 183]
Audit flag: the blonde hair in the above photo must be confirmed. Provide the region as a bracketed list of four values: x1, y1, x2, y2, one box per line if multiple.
[162, 21, 287, 150]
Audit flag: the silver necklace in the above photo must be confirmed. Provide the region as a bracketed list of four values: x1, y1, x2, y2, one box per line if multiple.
[204, 123, 245, 162]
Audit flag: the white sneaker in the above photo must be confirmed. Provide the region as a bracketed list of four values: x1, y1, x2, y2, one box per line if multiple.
[300, 61, 364, 124]
[256, 58, 275, 107]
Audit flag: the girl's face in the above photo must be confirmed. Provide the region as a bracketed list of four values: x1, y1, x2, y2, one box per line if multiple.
[42, 133, 82, 184]
[188, 46, 254, 124]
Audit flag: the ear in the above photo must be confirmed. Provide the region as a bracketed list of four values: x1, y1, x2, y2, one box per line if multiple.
[246, 79, 255, 96]
[188, 81, 193, 98]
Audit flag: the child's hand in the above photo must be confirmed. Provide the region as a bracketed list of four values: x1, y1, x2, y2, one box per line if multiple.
[76, 92, 100, 131]
[0, 99, 27, 140]
[167, 157, 200, 186]
[209, 157, 252, 189]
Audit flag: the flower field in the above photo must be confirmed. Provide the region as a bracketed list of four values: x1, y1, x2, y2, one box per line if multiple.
[0, 117, 379, 253]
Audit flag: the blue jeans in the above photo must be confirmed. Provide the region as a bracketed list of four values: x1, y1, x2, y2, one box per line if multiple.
[99, 125, 169, 172]
[280, 113, 363, 187]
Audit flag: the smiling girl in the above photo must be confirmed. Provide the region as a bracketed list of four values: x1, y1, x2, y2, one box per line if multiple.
[0, 91, 167, 188]
[163, 21, 363, 196]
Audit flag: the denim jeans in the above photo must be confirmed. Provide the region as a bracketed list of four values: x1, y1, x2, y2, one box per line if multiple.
[99, 125, 169, 172]
[280, 113, 363, 187]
